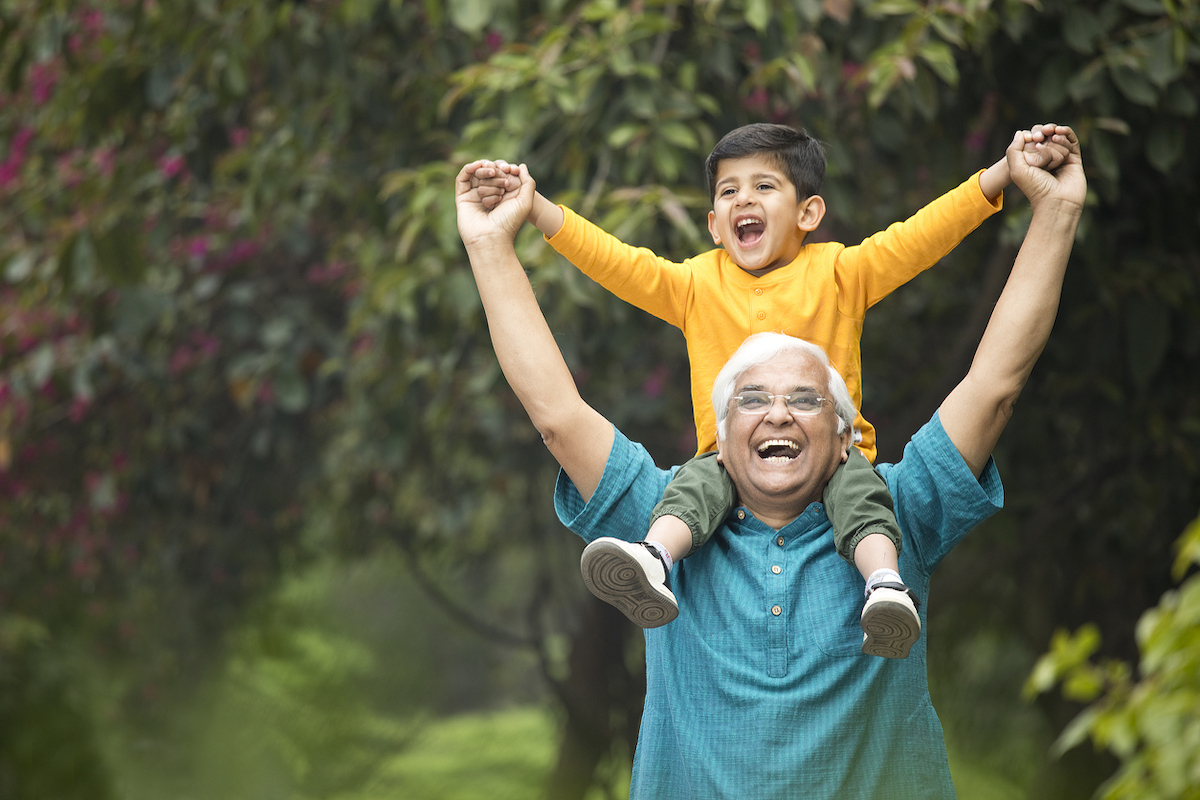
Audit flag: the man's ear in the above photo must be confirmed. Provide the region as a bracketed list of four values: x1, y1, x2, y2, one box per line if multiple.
[715, 437, 724, 465]
[839, 428, 854, 464]
[708, 210, 721, 245]
[797, 195, 826, 232]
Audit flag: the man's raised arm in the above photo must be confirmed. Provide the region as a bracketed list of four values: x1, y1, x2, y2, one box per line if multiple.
[939, 128, 1085, 476]
[455, 161, 614, 501]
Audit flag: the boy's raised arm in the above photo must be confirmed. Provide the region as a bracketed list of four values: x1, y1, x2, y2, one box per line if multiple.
[456, 161, 613, 502]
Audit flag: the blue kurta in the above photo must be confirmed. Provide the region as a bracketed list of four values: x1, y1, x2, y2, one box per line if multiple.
[554, 412, 1004, 799]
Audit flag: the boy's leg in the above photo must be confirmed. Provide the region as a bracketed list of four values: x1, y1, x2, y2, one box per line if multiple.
[580, 452, 735, 628]
[651, 451, 735, 557]
[823, 449, 921, 659]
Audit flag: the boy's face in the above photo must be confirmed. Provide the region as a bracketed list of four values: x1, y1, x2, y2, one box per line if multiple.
[707, 155, 824, 276]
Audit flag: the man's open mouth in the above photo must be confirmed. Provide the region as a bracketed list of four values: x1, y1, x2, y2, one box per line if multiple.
[757, 439, 800, 462]
[736, 217, 765, 246]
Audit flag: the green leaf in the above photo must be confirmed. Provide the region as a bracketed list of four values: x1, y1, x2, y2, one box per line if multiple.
[1145, 122, 1184, 173]
[1163, 83, 1197, 116]
[4, 252, 35, 283]
[608, 123, 643, 149]
[1110, 65, 1159, 106]
[274, 366, 309, 412]
[449, 0, 495, 34]
[918, 41, 958, 85]
[1120, 0, 1165, 13]
[658, 122, 698, 150]
[1063, 7, 1104, 54]
[745, 0, 771, 32]
[1125, 296, 1171, 388]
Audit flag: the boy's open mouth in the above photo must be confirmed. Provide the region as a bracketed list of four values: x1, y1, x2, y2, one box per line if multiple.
[736, 217, 765, 247]
[757, 439, 800, 462]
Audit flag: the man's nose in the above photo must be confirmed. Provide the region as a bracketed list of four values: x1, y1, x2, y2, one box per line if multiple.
[764, 395, 793, 423]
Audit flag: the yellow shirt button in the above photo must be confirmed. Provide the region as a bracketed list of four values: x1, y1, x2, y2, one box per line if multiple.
[757, 311, 766, 320]
[754, 288, 763, 295]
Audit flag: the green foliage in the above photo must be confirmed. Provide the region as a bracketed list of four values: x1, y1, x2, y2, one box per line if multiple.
[0, 0, 1198, 796]
[1025, 513, 1200, 799]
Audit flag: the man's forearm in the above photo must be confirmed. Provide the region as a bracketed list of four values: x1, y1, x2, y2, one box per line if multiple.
[972, 197, 1081, 393]
[466, 238, 576, 430]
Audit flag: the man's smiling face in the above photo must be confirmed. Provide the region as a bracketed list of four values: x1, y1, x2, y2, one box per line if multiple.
[707, 154, 822, 276]
[716, 350, 851, 527]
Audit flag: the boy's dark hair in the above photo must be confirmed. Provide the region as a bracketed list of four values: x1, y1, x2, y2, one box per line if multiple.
[704, 123, 827, 203]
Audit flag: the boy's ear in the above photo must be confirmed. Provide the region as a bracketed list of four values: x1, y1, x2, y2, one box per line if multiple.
[796, 194, 826, 232]
[708, 210, 721, 245]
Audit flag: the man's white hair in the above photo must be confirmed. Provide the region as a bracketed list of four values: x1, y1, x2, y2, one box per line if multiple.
[712, 333, 857, 441]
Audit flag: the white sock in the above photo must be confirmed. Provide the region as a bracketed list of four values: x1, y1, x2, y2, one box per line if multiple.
[864, 568, 902, 597]
[644, 540, 673, 572]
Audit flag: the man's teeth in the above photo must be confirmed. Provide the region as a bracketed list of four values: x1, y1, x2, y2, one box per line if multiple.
[757, 439, 800, 462]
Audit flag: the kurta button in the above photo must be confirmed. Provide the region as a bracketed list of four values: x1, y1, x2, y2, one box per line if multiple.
[772, 565, 781, 574]
[737, 509, 746, 520]
[771, 605, 782, 616]
[776, 536, 785, 546]
[757, 311, 766, 320]
[754, 288, 762, 295]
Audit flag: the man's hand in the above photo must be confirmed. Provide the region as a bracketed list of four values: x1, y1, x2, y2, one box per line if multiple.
[455, 160, 534, 249]
[1007, 125, 1085, 211]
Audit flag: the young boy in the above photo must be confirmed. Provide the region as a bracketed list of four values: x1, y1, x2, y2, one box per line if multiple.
[474, 123, 1069, 658]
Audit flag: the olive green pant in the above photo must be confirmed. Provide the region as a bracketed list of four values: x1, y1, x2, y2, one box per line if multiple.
[650, 448, 901, 564]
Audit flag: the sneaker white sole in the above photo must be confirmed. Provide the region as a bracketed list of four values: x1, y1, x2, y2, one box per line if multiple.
[580, 538, 679, 628]
[861, 588, 921, 659]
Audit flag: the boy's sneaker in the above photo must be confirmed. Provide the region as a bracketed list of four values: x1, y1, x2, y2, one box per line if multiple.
[860, 582, 921, 659]
[580, 537, 678, 628]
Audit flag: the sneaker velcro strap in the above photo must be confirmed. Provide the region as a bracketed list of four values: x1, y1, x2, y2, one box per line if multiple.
[870, 581, 921, 610]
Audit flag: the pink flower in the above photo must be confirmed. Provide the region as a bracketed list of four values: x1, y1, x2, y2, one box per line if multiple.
[641, 364, 670, 399]
[0, 160, 19, 188]
[92, 147, 115, 177]
[169, 345, 193, 375]
[80, 9, 105, 36]
[29, 62, 58, 105]
[964, 130, 987, 153]
[229, 127, 249, 147]
[68, 396, 91, 423]
[741, 86, 769, 112]
[485, 30, 504, 53]
[158, 154, 186, 179]
[188, 237, 209, 259]
[226, 239, 259, 263]
[10, 128, 32, 153]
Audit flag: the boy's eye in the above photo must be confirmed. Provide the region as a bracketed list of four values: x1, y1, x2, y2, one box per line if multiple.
[758, 183, 774, 191]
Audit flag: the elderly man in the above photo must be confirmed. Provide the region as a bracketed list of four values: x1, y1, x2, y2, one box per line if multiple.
[456, 127, 1084, 798]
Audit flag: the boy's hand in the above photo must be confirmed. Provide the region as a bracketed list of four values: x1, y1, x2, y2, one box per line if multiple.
[1022, 123, 1073, 172]
[471, 159, 522, 211]
[1007, 125, 1084, 211]
[456, 160, 534, 249]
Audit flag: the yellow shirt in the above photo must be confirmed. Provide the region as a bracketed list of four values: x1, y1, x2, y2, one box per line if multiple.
[545, 172, 1001, 460]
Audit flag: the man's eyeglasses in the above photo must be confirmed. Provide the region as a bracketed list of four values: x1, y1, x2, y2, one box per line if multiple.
[732, 390, 826, 416]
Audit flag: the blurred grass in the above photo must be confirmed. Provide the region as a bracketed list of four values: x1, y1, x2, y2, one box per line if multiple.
[100, 553, 1050, 798]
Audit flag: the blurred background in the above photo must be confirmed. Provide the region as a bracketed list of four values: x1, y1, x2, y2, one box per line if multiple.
[1, 1, 1198, 798]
